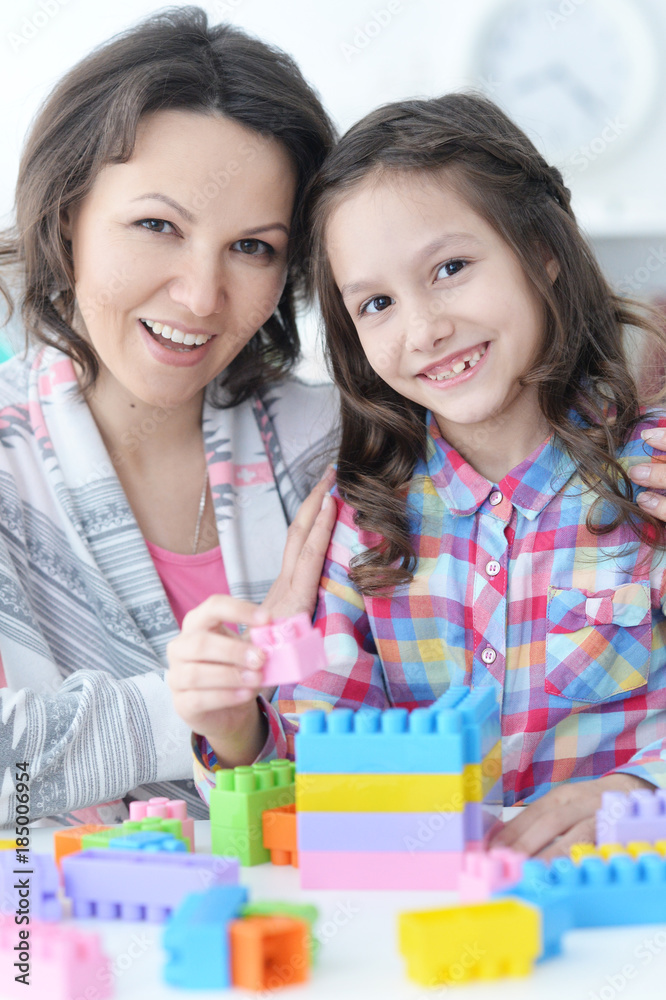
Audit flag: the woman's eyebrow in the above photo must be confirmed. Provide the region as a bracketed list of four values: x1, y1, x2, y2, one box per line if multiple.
[131, 193, 196, 223]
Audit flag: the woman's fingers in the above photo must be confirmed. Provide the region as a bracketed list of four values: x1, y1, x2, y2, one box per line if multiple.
[180, 594, 269, 634]
[278, 466, 336, 582]
[536, 817, 595, 862]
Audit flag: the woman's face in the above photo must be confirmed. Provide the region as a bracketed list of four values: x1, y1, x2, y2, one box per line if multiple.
[64, 109, 296, 408]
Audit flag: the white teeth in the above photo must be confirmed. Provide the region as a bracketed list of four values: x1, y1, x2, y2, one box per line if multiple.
[141, 319, 213, 348]
[469, 358, 477, 367]
[471, 351, 480, 362]
[452, 361, 466, 374]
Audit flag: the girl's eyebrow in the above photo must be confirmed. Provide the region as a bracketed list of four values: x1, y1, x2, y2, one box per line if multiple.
[339, 232, 484, 299]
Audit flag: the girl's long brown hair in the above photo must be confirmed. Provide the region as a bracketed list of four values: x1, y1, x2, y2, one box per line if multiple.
[0, 6, 334, 403]
[307, 93, 666, 595]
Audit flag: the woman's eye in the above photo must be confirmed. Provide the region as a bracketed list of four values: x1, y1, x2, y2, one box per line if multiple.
[233, 238, 273, 256]
[138, 218, 176, 234]
[437, 259, 467, 279]
[361, 295, 394, 316]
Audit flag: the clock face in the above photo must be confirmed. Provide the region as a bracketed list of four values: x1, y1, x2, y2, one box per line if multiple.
[472, 0, 660, 171]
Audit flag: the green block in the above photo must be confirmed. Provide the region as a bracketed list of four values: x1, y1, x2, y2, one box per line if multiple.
[241, 901, 320, 960]
[209, 760, 295, 865]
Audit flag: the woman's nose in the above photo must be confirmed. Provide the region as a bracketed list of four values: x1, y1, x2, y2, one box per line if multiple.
[168, 254, 226, 317]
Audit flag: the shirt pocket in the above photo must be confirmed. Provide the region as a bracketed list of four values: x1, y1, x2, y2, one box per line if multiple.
[545, 581, 651, 703]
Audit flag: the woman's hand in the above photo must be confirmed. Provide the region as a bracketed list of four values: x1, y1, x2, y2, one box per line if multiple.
[166, 595, 270, 766]
[261, 464, 337, 620]
[629, 428, 666, 518]
[166, 465, 337, 766]
[487, 773, 655, 860]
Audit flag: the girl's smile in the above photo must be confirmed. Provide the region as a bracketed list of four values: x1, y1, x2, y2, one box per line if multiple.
[326, 170, 554, 480]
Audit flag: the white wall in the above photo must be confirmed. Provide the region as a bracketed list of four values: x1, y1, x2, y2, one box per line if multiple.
[2, 0, 665, 377]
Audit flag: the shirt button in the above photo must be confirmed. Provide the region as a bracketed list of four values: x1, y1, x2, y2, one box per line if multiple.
[486, 560, 501, 577]
[481, 646, 497, 664]
[489, 490, 503, 506]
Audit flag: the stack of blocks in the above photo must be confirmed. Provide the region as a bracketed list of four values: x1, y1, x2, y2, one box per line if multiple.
[210, 760, 296, 865]
[596, 788, 666, 846]
[295, 685, 502, 889]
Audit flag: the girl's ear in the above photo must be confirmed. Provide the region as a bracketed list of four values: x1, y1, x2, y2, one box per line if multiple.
[545, 256, 560, 283]
[60, 207, 74, 242]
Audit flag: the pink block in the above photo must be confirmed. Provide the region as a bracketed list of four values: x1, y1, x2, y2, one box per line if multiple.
[299, 850, 469, 890]
[250, 612, 326, 685]
[458, 847, 526, 902]
[0, 914, 113, 999]
[129, 797, 195, 851]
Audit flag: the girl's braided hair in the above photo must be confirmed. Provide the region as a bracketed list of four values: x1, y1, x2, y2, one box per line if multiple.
[306, 93, 666, 596]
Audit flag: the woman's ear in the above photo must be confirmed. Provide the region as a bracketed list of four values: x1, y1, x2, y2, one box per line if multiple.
[545, 256, 560, 283]
[60, 206, 74, 242]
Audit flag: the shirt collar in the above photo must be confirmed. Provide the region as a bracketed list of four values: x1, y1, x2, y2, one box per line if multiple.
[423, 412, 578, 520]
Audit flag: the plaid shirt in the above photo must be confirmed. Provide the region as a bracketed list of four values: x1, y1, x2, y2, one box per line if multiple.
[194, 412, 666, 806]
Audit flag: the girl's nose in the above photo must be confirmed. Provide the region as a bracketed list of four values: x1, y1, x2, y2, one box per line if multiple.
[405, 300, 455, 351]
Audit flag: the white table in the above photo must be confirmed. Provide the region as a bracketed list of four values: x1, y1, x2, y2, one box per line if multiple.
[13, 818, 666, 999]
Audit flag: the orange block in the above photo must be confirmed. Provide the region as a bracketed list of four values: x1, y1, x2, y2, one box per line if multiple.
[54, 825, 109, 869]
[262, 804, 298, 867]
[229, 916, 310, 991]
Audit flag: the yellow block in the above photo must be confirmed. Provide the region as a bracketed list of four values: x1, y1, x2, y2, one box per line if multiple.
[0, 839, 16, 851]
[465, 741, 502, 801]
[570, 842, 597, 863]
[296, 772, 466, 813]
[399, 899, 541, 985]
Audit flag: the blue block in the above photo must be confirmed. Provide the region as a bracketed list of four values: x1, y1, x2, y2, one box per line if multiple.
[499, 853, 666, 933]
[495, 861, 573, 960]
[295, 686, 500, 774]
[163, 885, 249, 988]
[109, 831, 186, 853]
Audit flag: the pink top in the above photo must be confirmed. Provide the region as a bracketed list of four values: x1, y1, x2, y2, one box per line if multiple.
[145, 540, 234, 629]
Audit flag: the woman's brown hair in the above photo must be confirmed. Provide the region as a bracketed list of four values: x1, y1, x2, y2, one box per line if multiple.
[0, 6, 335, 402]
[307, 92, 666, 595]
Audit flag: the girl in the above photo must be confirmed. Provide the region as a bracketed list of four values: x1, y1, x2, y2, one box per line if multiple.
[182, 93, 666, 858]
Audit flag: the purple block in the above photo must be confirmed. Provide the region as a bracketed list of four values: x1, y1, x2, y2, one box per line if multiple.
[464, 782, 504, 842]
[0, 852, 61, 921]
[63, 849, 238, 922]
[298, 811, 465, 852]
[596, 789, 666, 846]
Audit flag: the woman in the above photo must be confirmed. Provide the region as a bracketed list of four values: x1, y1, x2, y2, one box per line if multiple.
[0, 7, 337, 825]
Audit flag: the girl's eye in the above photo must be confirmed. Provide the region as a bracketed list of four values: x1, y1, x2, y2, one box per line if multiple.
[360, 295, 395, 316]
[232, 238, 274, 256]
[437, 259, 467, 279]
[138, 218, 176, 234]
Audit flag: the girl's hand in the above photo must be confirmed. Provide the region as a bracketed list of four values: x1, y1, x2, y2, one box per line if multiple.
[487, 773, 655, 861]
[166, 596, 270, 766]
[629, 428, 666, 519]
[261, 464, 337, 620]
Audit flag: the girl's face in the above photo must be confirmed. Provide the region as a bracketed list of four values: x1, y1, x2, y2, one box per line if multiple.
[326, 170, 553, 464]
[64, 110, 296, 408]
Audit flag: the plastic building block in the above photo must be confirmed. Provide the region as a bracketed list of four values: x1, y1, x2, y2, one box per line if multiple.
[241, 901, 319, 960]
[229, 915, 310, 991]
[210, 760, 295, 866]
[163, 885, 249, 989]
[399, 898, 541, 985]
[458, 847, 526, 901]
[296, 772, 465, 812]
[596, 788, 666, 846]
[0, 852, 61, 921]
[54, 825, 109, 869]
[249, 612, 326, 685]
[0, 840, 16, 851]
[0, 914, 112, 1000]
[298, 810, 466, 853]
[502, 853, 666, 929]
[63, 848, 239, 922]
[108, 831, 186, 853]
[129, 796, 195, 851]
[83, 815, 190, 851]
[295, 686, 500, 774]
[299, 849, 468, 890]
[262, 804, 298, 866]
